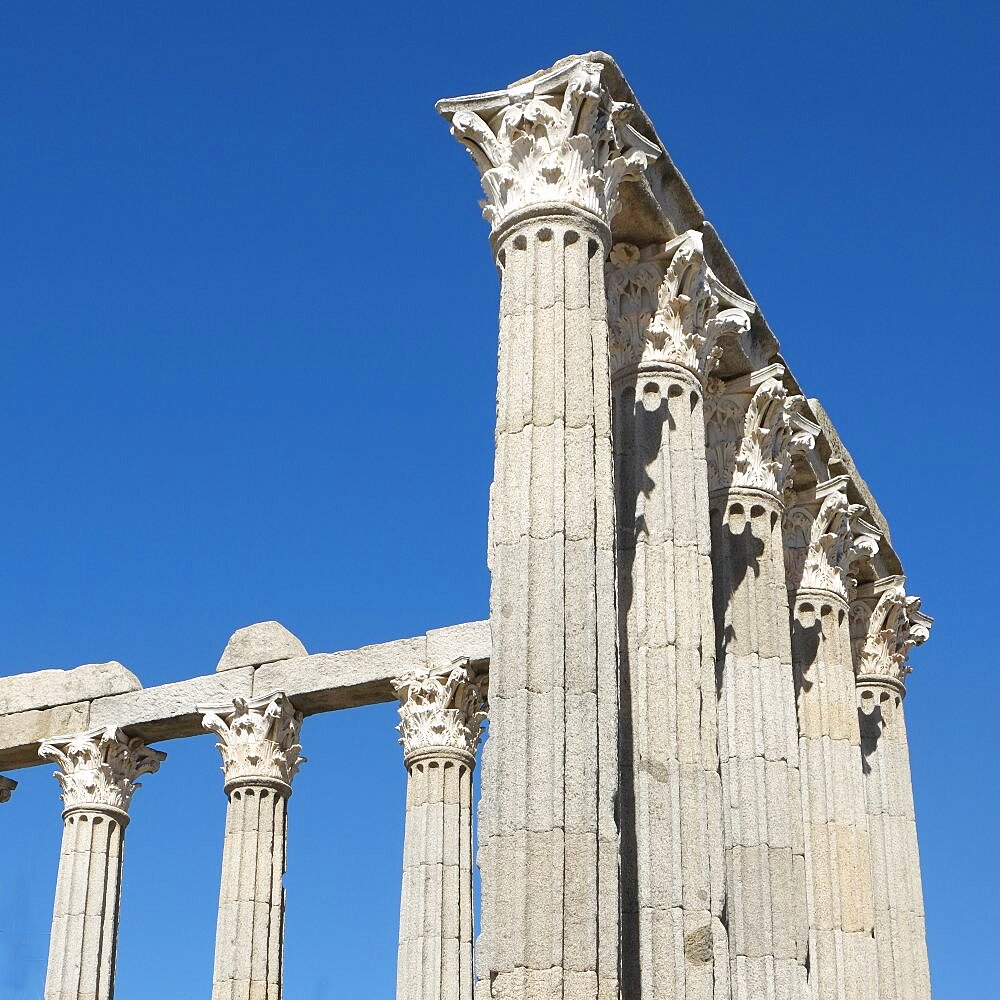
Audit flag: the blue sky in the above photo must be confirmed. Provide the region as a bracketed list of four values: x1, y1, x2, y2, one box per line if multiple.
[1, 3, 996, 996]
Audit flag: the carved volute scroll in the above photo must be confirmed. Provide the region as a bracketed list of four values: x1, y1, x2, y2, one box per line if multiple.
[0, 776, 17, 803]
[784, 485, 880, 597]
[39, 726, 165, 815]
[201, 691, 305, 793]
[438, 59, 659, 232]
[392, 657, 486, 763]
[605, 230, 755, 380]
[857, 583, 932, 686]
[705, 373, 816, 496]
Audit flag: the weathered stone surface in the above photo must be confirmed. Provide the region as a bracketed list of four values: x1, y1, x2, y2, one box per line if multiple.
[0, 702, 91, 768]
[425, 620, 490, 670]
[90, 668, 254, 741]
[0, 661, 140, 715]
[215, 620, 307, 672]
[253, 637, 426, 713]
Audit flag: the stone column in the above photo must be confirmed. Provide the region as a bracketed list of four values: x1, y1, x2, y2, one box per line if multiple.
[705, 371, 814, 1000]
[851, 583, 932, 1000]
[784, 483, 880, 1000]
[392, 658, 486, 1000]
[437, 58, 658, 1000]
[0, 775, 16, 802]
[200, 691, 305, 1000]
[607, 233, 754, 1000]
[38, 726, 165, 1000]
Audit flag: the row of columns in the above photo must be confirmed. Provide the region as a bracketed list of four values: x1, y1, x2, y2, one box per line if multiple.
[7, 673, 482, 1000]
[438, 57, 932, 1000]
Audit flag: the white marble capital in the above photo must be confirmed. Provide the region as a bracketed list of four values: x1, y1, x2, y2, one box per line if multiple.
[201, 691, 305, 794]
[783, 481, 880, 597]
[392, 658, 485, 766]
[606, 231, 755, 381]
[39, 726, 165, 817]
[437, 58, 658, 232]
[705, 369, 817, 497]
[856, 583, 932, 688]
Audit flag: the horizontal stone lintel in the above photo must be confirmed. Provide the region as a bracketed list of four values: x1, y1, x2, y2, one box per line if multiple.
[0, 620, 490, 771]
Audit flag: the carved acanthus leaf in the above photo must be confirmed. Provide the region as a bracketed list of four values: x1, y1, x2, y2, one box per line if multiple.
[605, 232, 754, 378]
[392, 658, 486, 757]
[798, 491, 880, 597]
[201, 692, 305, 786]
[0, 776, 17, 803]
[858, 585, 931, 683]
[442, 61, 659, 230]
[39, 727, 165, 812]
[706, 376, 813, 495]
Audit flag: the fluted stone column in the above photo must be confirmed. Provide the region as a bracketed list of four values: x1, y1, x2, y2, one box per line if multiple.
[438, 58, 658, 1000]
[200, 692, 305, 1000]
[784, 483, 880, 1000]
[39, 726, 165, 1000]
[705, 371, 813, 1000]
[393, 659, 486, 1000]
[607, 233, 754, 1000]
[851, 584, 932, 1000]
[0, 775, 16, 802]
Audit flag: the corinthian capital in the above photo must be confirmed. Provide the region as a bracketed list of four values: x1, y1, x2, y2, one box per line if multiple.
[606, 231, 755, 378]
[785, 485, 880, 597]
[392, 658, 486, 761]
[0, 776, 16, 803]
[201, 692, 305, 790]
[857, 584, 932, 684]
[705, 370, 817, 495]
[39, 727, 165, 813]
[437, 58, 659, 231]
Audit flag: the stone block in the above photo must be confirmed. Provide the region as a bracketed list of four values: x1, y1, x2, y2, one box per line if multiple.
[0, 701, 91, 768]
[253, 636, 425, 713]
[425, 620, 491, 669]
[216, 621, 307, 671]
[90, 668, 254, 742]
[0, 661, 140, 715]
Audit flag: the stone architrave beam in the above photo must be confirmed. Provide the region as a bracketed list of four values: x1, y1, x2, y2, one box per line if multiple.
[0, 621, 490, 770]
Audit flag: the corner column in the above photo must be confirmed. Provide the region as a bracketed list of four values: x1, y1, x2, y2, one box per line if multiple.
[438, 58, 658, 1000]
[200, 692, 305, 1000]
[39, 726, 165, 1000]
[852, 583, 932, 1000]
[607, 233, 753, 1000]
[705, 372, 813, 1000]
[784, 483, 880, 1000]
[393, 659, 486, 1000]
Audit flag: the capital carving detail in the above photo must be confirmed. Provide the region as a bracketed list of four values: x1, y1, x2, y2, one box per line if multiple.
[0, 776, 16, 803]
[857, 585, 932, 684]
[201, 692, 305, 788]
[706, 376, 814, 495]
[39, 727, 165, 813]
[787, 490, 880, 598]
[392, 658, 486, 759]
[606, 232, 754, 379]
[440, 60, 659, 231]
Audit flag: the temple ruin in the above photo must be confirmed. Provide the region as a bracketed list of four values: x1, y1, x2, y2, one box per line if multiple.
[0, 53, 933, 1000]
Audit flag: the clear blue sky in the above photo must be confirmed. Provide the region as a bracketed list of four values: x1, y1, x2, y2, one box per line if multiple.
[1, 4, 996, 997]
